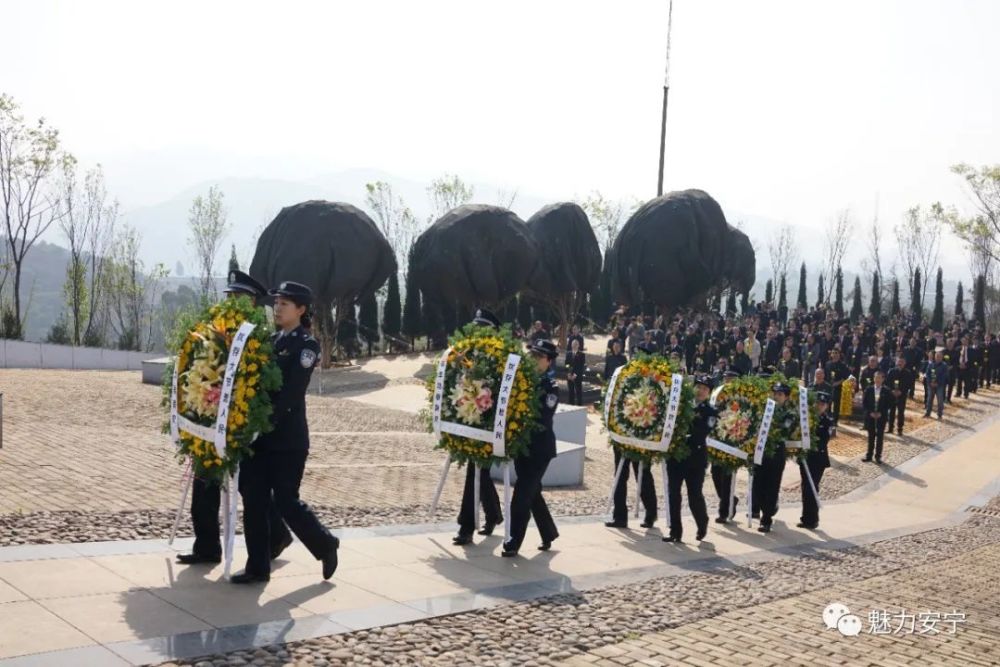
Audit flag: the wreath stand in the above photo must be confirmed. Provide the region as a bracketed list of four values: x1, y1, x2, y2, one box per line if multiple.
[428, 349, 522, 544]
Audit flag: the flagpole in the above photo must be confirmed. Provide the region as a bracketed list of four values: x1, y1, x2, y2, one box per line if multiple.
[656, 0, 674, 197]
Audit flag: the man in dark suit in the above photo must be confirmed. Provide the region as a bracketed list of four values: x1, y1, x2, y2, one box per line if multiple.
[885, 356, 913, 435]
[862, 370, 892, 464]
[776, 346, 801, 382]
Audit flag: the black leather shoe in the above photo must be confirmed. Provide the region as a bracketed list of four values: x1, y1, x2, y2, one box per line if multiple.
[875, 457, 882, 464]
[696, 528, 707, 541]
[538, 541, 552, 551]
[270, 534, 294, 560]
[796, 521, 818, 529]
[662, 535, 682, 543]
[714, 517, 728, 524]
[230, 570, 269, 584]
[477, 520, 498, 536]
[176, 552, 221, 565]
[452, 533, 473, 545]
[640, 516, 657, 528]
[862, 456, 873, 462]
[501, 545, 518, 557]
[322, 547, 339, 580]
[604, 520, 628, 529]
[757, 523, 771, 533]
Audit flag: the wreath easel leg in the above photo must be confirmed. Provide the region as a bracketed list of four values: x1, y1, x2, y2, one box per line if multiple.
[606, 455, 627, 520]
[634, 461, 644, 520]
[429, 456, 452, 519]
[169, 459, 194, 547]
[503, 462, 512, 543]
[660, 460, 670, 535]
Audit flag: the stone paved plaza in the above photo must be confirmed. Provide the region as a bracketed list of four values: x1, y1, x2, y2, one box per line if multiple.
[1, 356, 999, 666]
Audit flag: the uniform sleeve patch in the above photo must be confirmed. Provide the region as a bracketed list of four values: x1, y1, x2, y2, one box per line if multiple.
[300, 349, 317, 368]
[708, 416, 718, 428]
[546, 393, 559, 408]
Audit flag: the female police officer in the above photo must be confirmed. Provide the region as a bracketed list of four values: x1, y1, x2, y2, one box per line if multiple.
[232, 281, 339, 584]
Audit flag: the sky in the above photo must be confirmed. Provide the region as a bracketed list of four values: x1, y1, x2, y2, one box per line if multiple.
[3, 0, 998, 279]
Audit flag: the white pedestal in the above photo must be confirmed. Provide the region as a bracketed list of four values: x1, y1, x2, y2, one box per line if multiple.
[490, 440, 585, 487]
[142, 357, 170, 385]
[553, 404, 588, 445]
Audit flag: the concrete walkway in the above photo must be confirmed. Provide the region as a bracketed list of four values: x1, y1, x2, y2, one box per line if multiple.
[2, 414, 999, 666]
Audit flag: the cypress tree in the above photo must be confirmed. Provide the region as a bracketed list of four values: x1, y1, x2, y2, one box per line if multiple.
[816, 273, 825, 308]
[228, 244, 239, 274]
[973, 274, 986, 328]
[955, 281, 965, 317]
[402, 268, 423, 346]
[834, 267, 844, 315]
[777, 274, 787, 313]
[358, 291, 380, 355]
[740, 290, 749, 315]
[764, 279, 773, 305]
[890, 278, 901, 318]
[930, 267, 944, 331]
[421, 291, 441, 350]
[725, 288, 737, 316]
[910, 267, 922, 316]
[796, 262, 808, 310]
[869, 272, 882, 321]
[383, 272, 402, 345]
[850, 275, 863, 322]
[711, 290, 722, 313]
[517, 294, 533, 330]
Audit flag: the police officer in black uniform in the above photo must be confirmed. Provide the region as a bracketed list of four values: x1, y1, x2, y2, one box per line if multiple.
[663, 374, 716, 543]
[798, 391, 832, 529]
[502, 339, 560, 557]
[756, 382, 794, 533]
[453, 308, 505, 546]
[232, 281, 340, 584]
[177, 270, 292, 566]
[711, 370, 741, 523]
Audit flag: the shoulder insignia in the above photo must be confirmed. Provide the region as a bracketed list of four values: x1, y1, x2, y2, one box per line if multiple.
[708, 416, 718, 429]
[545, 393, 559, 409]
[300, 348, 317, 369]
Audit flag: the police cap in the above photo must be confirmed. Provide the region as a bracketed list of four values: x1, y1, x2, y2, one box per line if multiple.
[268, 280, 313, 306]
[529, 338, 558, 360]
[224, 270, 267, 298]
[471, 307, 501, 329]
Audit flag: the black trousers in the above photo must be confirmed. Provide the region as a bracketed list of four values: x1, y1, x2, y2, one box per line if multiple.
[866, 417, 886, 459]
[754, 455, 785, 526]
[239, 449, 339, 577]
[505, 457, 558, 552]
[666, 456, 708, 539]
[886, 394, 907, 432]
[190, 476, 289, 559]
[611, 448, 657, 523]
[799, 457, 826, 526]
[710, 464, 735, 519]
[947, 374, 956, 401]
[457, 464, 503, 536]
[567, 379, 583, 406]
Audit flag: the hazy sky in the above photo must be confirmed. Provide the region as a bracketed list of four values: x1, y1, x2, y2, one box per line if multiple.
[4, 0, 998, 275]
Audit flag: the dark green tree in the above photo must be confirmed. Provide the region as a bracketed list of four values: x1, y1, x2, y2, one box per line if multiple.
[764, 279, 773, 305]
[777, 274, 787, 315]
[740, 290, 749, 315]
[850, 276, 863, 322]
[973, 274, 987, 328]
[930, 267, 944, 330]
[711, 290, 722, 313]
[358, 291, 380, 355]
[421, 291, 440, 350]
[834, 267, 844, 315]
[910, 267, 922, 316]
[228, 244, 239, 273]
[725, 288, 737, 316]
[517, 294, 533, 330]
[816, 273, 825, 308]
[869, 272, 882, 321]
[383, 271, 401, 348]
[890, 278, 901, 318]
[955, 281, 965, 318]
[401, 266, 423, 346]
[796, 262, 808, 310]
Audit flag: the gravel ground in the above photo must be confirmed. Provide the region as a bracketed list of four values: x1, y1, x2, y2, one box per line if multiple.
[159, 498, 1000, 667]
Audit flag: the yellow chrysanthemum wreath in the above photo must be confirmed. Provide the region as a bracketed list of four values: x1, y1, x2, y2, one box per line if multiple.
[163, 296, 281, 480]
[425, 324, 541, 467]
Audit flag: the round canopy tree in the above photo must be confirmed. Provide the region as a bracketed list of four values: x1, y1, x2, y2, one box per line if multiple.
[250, 200, 396, 365]
[607, 189, 756, 311]
[410, 204, 539, 333]
[524, 202, 601, 347]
